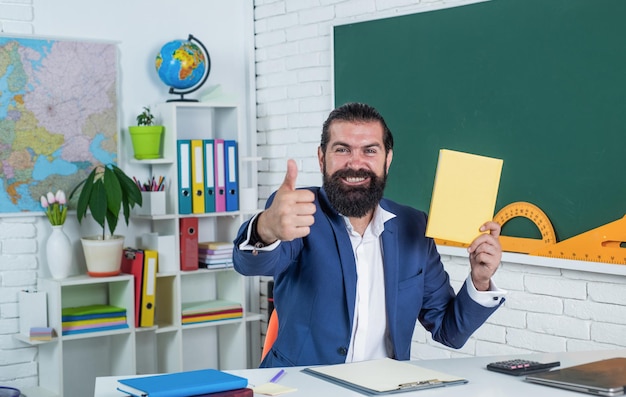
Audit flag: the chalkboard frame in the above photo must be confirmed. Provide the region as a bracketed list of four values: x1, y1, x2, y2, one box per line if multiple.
[333, 0, 626, 241]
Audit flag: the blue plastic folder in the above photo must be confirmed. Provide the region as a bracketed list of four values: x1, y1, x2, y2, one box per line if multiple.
[117, 368, 247, 397]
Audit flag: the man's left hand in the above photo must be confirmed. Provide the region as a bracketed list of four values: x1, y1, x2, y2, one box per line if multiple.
[467, 221, 502, 291]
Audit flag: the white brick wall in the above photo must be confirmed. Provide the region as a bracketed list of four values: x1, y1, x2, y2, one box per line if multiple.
[252, 0, 626, 361]
[0, 0, 32, 34]
[0, 0, 39, 388]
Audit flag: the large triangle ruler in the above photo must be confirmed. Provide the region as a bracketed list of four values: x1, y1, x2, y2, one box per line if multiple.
[436, 201, 626, 265]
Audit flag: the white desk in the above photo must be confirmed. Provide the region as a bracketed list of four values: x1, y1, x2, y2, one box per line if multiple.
[95, 349, 626, 397]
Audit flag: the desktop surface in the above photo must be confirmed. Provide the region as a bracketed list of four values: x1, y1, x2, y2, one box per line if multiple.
[96, 349, 626, 397]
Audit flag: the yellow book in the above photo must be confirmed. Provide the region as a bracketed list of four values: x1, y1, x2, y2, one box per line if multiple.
[425, 149, 503, 244]
[198, 241, 234, 250]
[191, 139, 206, 213]
[182, 312, 243, 324]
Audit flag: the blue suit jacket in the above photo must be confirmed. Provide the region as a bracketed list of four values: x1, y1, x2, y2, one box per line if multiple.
[233, 187, 503, 367]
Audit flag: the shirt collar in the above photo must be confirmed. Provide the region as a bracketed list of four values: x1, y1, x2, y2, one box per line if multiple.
[342, 204, 397, 237]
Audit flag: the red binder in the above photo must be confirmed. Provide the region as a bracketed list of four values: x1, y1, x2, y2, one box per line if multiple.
[120, 248, 144, 327]
[179, 217, 199, 271]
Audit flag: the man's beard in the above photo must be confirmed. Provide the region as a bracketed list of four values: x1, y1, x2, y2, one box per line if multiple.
[323, 165, 387, 218]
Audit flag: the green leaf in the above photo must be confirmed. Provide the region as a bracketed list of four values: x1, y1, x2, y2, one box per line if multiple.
[112, 164, 142, 206]
[104, 166, 122, 218]
[75, 170, 95, 223]
[105, 207, 118, 237]
[89, 182, 107, 231]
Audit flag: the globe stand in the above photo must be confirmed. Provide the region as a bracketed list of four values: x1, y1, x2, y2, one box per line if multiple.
[165, 34, 211, 103]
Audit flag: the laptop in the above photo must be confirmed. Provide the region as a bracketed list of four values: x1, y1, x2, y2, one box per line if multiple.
[525, 357, 626, 396]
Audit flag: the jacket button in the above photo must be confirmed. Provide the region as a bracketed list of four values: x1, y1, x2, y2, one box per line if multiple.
[337, 347, 348, 356]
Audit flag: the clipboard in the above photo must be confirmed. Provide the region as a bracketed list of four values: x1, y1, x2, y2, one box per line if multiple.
[302, 358, 467, 395]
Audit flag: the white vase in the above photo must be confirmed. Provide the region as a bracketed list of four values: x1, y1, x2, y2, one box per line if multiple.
[46, 225, 73, 279]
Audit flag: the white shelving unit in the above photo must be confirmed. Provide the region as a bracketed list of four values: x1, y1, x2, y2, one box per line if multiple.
[22, 102, 262, 397]
[130, 101, 263, 375]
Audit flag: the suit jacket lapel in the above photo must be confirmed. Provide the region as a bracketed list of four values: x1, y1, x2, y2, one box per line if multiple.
[381, 215, 399, 355]
[319, 189, 358, 329]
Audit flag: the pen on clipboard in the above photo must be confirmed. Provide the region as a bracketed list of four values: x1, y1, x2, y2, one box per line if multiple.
[269, 369, 285, 383]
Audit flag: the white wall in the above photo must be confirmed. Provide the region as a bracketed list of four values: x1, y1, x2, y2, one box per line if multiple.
[0, 0, 254, 389]
[251, 0, 626, 361]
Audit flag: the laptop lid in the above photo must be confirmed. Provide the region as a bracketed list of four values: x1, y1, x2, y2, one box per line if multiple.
[525, 357, 626, 397]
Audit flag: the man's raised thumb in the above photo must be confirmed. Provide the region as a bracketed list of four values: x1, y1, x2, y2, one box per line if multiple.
[281, 159, 298, 191]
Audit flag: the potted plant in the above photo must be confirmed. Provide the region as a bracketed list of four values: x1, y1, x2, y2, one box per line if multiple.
[69, 164, 143, 276]
[128, 106, 164, 159]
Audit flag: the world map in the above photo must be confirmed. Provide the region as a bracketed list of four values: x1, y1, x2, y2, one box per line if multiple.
[0, 37, 118, 213]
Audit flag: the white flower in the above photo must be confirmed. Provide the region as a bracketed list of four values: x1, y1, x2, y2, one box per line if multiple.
[55, 190, 66, 205]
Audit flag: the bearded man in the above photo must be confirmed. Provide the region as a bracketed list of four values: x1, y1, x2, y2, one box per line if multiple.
[233, 102, 506, 368]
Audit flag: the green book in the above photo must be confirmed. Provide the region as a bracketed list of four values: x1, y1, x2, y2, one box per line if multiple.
[62, 304, 126, 319]
[181, 300, 241, 316]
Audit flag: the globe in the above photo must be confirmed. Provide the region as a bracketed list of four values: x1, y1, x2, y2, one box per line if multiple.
[155, 34, 211, 101]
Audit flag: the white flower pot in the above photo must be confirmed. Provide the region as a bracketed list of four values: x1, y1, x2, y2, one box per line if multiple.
[80, 235, 124, 277]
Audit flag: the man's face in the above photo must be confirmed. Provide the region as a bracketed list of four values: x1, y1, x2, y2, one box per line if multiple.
[318, 120, 393, 218]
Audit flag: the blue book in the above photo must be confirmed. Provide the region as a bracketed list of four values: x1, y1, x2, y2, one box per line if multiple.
[117, 369, 247, 397]
[61, 324, 128, 336]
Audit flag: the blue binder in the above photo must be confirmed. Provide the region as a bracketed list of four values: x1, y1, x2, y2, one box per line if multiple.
[224, 140, 239, 211]
[203, 139, 216, 213]
[177, 140, 192, 214]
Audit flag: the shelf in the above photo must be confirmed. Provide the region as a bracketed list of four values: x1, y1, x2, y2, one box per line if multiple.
[129, 158, 175, 165]
[38, 101, 261, 395]
[13, 333, 57, 345]
[61, 327, 132, 341]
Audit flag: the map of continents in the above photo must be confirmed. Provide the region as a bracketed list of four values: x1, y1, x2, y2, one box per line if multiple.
[0, 37, 117, 213]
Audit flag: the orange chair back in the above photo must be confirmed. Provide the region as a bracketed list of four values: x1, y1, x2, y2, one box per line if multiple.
[261, 310, 278, 362]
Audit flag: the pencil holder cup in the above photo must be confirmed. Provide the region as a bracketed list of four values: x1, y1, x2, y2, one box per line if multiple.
[135, 191, 166, 216]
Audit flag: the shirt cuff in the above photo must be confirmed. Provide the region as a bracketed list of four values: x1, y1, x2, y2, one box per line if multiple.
[465, 273, 507, 307]
[238, 213, 281, 252]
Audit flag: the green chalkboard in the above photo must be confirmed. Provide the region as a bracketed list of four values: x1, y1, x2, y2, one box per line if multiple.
[333, 0, 626, 241]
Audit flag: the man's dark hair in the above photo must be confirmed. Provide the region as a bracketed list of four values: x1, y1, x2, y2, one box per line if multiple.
[320, 102, 394, 153]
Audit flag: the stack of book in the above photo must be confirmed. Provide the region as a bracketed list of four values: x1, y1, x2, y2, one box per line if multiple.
[29, 327, 54, 341]
[181, 299, 243, 325]
[198, 241, 234, 269]
[117, 368, 250, 397]
[61, 304, 128, 336]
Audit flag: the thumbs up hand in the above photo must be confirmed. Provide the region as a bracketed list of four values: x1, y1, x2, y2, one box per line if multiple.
[256, 159, 316, 243]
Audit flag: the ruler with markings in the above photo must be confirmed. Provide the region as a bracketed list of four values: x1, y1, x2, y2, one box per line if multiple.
[530, 215, 626, 265]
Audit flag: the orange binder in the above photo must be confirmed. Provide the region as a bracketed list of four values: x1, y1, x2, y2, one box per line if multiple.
[121, 248, 144, 328]
[179, 217, 199, 271]
[140, 250, 157, 327]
